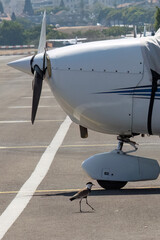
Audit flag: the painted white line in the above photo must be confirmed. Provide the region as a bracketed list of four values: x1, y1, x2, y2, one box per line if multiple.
[0, 145, 47, 150]
[0, 116, 72, 239]
[62, 142, 160, 148]
[0, 141, 160, 151]
[0, 120, 63, 124]
[42, 89, 51, 92]
[23, 96, 54, 99]
[8, 106, 57, 109]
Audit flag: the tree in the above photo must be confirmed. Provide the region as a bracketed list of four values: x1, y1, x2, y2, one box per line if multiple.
[106, 9, 122, 26]
[0, 1, 4, 14]
[98, 7, 155, 27]
[11, 12, 16, 21]
[0, 21, 24, 45]
[59, 0, 65, 8]
[23, 0, 34, 16]
[155, 6, 160, 31]
[80, 0, 84, 18]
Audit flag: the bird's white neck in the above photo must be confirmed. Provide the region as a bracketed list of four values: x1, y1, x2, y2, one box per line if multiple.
[86, 183, 92, 189]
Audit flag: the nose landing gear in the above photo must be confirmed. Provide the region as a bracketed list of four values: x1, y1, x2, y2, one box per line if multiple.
[82, 135, 160, 190]
[97, 136, 138, 190]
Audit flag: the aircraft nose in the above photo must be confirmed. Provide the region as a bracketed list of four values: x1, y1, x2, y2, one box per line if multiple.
[8, 55, 34, 76]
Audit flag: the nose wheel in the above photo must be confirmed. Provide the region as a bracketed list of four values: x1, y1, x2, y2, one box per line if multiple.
[97, 180, 127, 190]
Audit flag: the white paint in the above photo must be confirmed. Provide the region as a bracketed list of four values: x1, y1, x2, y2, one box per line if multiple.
[0, 145, 47, 150]
[0, 120, 63, 124]
[8, 105, 57, 109]
[0, 116, 72, 239]
[23, 96, 54, 99]
[42, 89, 51, 92]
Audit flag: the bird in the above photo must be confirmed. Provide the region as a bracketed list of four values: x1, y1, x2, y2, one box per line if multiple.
[69, 182, 95, 212]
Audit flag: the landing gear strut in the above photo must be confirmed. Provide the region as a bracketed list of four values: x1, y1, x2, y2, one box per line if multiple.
[117, 135, 138, 153]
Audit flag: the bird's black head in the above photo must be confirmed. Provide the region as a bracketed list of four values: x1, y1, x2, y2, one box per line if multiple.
[86, 182, 93, 185]
[86, 182, 95, 190]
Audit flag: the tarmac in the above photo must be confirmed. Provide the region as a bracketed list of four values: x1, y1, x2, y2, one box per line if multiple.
[0, 55, 160, 239]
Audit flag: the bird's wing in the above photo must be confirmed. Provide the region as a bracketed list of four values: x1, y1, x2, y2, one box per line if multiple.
[73, 188, 88, 199]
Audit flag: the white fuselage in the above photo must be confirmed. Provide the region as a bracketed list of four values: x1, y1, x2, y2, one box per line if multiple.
[8, 37, 160, 136]
[46, 37, 158, 136]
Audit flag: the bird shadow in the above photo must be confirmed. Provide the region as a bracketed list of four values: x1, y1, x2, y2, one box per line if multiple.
[73, 210, 95, 214]
[33, 187, 160, 198]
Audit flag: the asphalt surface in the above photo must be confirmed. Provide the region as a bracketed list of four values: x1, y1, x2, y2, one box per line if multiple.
[0, 56, 160, 240]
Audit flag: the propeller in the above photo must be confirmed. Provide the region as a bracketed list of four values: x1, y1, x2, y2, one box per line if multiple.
[31, 11, 47, 124]
[8, 11, 51, 124]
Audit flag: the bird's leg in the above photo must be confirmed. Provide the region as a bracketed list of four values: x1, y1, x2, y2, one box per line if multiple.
[79, 199, 82, 212]
[86, 197, 94, 211]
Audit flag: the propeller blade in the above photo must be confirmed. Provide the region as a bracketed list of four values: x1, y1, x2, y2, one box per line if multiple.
[38, 10, 46, 54]
[31, 66, 43, 124]
[31, 10, 47, 124]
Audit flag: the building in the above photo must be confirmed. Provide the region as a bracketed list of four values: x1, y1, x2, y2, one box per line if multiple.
[1, 0, 24, 15]
[0, 0, 158, 16]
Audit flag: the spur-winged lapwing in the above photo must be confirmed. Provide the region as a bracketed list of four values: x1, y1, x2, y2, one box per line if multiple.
[70, 182, 95, 212]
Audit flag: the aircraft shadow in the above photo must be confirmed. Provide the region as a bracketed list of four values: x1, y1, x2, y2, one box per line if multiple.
[33, 188, 160, 198]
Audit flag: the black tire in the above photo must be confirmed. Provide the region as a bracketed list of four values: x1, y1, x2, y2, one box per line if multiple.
[97, 180, 127, 190]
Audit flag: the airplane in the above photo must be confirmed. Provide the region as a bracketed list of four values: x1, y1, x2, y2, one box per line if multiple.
[47, 36, 87, 46]
[8, 11, 160, 190]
